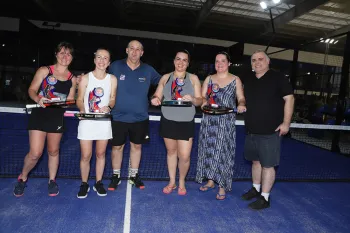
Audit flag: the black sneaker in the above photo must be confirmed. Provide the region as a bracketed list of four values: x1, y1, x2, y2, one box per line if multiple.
[77, 182, 90, 199]
[108, 174, 121, 191]
[48, 180, 59, 196]
[13, 177, 27, 197]
[241, 187, 260, 201]
[93, 181, 107, 196]
[248, 195, 270, 210]
[129, 173, 145, 189]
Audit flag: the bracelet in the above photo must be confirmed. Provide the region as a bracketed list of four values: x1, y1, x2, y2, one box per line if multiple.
[107, 106, 112, 111]
[151, 96, 160, 100]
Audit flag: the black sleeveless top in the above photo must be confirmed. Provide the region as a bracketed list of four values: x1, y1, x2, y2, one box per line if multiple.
[38, 65, 73, 101]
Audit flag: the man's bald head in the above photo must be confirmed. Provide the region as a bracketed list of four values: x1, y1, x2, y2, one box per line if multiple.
[127, 40, 144, 51]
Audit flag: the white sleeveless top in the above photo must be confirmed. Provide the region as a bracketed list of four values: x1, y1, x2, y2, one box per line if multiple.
[78, 72, 112, 140]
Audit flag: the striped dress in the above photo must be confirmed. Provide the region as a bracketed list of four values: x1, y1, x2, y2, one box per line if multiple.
[196, 78, 236, 191]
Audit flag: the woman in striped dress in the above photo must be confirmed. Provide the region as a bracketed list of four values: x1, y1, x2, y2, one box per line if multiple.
[196, 52, 246, 200]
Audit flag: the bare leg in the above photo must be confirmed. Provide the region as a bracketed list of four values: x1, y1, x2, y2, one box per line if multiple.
[252, 160, 262, 185]
[47, 132, 63, 181]
[130, 142, 142, 169]
[111, 144, 124, 170]
[177, 138, 192, 189]
[95, 140, 108, 182]
[21, 130, 46, 180]
[164, 138, 178, 186]
[261, 167, 275, 193]
[80, 140, 93, 182]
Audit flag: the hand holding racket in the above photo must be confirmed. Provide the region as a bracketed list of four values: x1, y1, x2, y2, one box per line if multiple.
[37, 97, 50, 108]
[237, 105, 247, 113]
[151, 96, 161, 106]
[181, 94, 193, 102]
[99, 106, 111, 113]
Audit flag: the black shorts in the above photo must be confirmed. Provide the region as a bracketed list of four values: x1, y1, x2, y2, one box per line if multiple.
[111, 120, 150, 146]
[159, 115, 194, 141]
[27, 108, 65, 133]
[244, 132, 281, 168]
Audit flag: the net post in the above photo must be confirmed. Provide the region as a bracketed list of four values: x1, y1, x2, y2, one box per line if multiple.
[331, 32, 350, 153]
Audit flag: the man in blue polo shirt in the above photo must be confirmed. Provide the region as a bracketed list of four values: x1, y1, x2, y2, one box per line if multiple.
[108, 40, 161, 190]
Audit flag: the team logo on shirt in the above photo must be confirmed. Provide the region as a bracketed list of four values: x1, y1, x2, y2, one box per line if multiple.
[47, 76, 58, 85]
[88, 87, 104, 112]
[212, 84, 220, 93]
[139, 77, 146, 82]
[120, 74, 125, 80]
[94, 87, 104, 97]
[175, 78, 185, 86]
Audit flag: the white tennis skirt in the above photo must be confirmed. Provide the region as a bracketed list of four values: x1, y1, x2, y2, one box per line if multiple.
[77, 119, 112, 140]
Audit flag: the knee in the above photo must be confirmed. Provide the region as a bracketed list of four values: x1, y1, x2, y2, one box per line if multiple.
[47, 149, 59, 157]
[130, 144, 141, 151]
[262, 166, 274, 171]
[81, 153, 92, 162]
[113, 145, 124, 152]
[178, 153, 190, 163]
[96, 151, 106, 159]
[252, 161, 261, 166]
[28, 151, 42, 161]
[166, 148, 177, 156]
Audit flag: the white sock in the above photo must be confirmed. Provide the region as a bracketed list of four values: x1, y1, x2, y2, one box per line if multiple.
[253, 183, 261, 192]
[129, 168, 138, 177]
[113, 169, 120, 176]
[261, 192, 270, 201]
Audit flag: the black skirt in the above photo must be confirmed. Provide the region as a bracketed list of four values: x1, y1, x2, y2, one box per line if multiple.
[28, 108, 66, 133]
[159, 115, 194, 141]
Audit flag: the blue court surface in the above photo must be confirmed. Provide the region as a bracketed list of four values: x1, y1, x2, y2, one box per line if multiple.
[1, 110, 350, 233]
[0, 178, 349, 233]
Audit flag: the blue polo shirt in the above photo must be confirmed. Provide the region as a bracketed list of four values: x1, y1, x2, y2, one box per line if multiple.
[109, 59, 161, 122]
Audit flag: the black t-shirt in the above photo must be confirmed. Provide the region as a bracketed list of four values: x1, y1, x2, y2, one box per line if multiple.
[242, 69, 293, 134]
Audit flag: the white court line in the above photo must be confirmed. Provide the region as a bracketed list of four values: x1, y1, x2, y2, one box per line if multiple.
[123, 181, 132, 233]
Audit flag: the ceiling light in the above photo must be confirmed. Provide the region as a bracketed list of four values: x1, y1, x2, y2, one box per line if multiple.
[272, 0, 281, 3]
[260, 1, 267, 9]
[334, 40, 339, 44]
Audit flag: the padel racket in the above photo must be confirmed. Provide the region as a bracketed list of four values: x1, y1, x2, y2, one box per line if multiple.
[26, 100, 76, 109]
[201, 105, 237, 115]
[74, 112, 112, 119]
[162, 100, 192, 107]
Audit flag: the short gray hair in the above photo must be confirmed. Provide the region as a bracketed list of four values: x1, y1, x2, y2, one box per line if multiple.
[251, 49, 270, 63]
[127, 40, 144, 50]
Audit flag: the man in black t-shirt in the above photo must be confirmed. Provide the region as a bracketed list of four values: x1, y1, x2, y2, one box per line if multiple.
[241, 50, 294, 210]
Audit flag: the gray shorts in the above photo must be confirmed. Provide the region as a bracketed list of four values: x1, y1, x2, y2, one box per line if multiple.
[244, 132, 281, 168]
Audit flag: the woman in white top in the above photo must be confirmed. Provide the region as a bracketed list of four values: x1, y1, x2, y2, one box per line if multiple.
[76, 48, 117, 198]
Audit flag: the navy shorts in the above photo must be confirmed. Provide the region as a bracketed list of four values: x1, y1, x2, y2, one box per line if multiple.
[244, 132, 281, 168]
